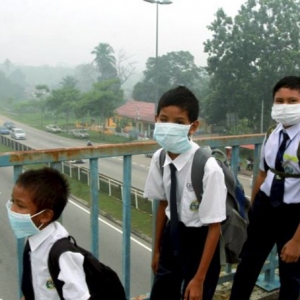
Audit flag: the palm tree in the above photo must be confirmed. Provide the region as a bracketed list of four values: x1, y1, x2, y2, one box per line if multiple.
[91, 43, 117, 81]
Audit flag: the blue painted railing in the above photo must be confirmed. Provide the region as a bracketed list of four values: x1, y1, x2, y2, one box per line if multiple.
[0, 133, 279, 299]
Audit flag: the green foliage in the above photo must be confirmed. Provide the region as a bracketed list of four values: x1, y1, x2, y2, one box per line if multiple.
[204, 0, 300, 131]
[91, 43, 118, 81]
[78, 79, 124, 125]
[132, 51, 201, 102]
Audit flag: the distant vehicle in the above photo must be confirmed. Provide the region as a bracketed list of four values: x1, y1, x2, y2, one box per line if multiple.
[145, 153, 153, 158]
[87, 140, 93, 146]
[3, 121, 15, 130]
[45, 124, 62, 133]
[10, 128, 26, 140]
[72, 129, 89, 139]
[69, 159, 85, 164]
[0, 126, 10, 135]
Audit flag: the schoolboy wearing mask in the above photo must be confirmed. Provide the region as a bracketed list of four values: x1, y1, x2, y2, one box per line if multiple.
[7, 167, 91, 300]
[230, 76, 300, 300]
[144, 86, 227, 300]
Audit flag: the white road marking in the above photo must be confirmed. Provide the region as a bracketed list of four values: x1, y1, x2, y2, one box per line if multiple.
[69, 199, 152, 252]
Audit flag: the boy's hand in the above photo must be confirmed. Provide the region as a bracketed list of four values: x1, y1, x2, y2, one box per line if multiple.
[281, 239, 300, 263]
[151, 251, 160, 273]
[183, 278, 203, 300]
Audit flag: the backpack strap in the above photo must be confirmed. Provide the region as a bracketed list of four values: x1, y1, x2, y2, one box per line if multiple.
[48, 236, 77, 300]
[159, 149, 166, 175]
[191, 148, 211, 202]
[264, 124, 277, 172]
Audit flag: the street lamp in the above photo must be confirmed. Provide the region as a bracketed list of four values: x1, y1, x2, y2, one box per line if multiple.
[143, 0, 172, 114]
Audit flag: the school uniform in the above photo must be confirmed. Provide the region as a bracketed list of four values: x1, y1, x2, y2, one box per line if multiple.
[22, 221, 90, 300]
[230, 122, 300, 300]
[144, 141, 227, 300]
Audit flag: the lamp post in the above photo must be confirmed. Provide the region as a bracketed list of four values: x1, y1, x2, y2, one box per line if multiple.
[143, 0, 172, 114]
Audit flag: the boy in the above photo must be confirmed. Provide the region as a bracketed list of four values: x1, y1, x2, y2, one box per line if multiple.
[230, 76, 300, 300]
[6, 167, 91, 300]
[144, 86, 227, 300]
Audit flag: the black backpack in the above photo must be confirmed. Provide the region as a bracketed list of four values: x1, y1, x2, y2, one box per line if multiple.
[159, 147, 250, 264]
[48, 236, 127, 300]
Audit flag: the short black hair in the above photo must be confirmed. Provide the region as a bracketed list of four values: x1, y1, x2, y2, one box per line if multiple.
[273, 76, 300, 98]
[157, 86, 199, 122]
[16, 167, 70, 221]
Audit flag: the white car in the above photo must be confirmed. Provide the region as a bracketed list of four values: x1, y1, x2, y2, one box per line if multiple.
[45, 124, 62, 133]
[72, 129, 89, 139]
[10, 128, 26, 140]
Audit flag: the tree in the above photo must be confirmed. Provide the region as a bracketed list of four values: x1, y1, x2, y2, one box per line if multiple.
[91, 43, 117, 81]
[79, 79, 124, 130]
[74, 64, 98, 92]
[0, 70, 24, 103]
[132, 51, 201, 102]
[204, 0, 300, 130]
[35, 84, 50, 127]
[60, 76, 78, 89]
[116, 49, 136, 84]
[46, 86, 81, 129]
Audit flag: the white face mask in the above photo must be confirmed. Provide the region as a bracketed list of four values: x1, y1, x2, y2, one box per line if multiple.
[6, 200, 45, 239]
[153, 123, 192, 154]
[271, 103, 300, 126]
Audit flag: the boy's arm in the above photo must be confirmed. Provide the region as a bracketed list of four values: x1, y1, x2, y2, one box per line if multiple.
[281, 224, 300, 263]
[251, 170, 267, 205]
[152, 200, 168, 273]
[183, 222, 221, 300]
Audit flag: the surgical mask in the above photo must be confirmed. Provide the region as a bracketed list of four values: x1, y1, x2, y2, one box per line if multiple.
[153, 123, 192, 154]
[271, 103, 300, 126]
[6, 200, 45, 239]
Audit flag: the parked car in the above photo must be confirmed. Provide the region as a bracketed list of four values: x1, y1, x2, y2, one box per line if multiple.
[0, 126, 10, 135]
[3, 121, 15, 130]
[45, 124, 62, 133]
[10, 128, 26, 140]
[72, 129, 89, 139]
[69, 159, 85, 164]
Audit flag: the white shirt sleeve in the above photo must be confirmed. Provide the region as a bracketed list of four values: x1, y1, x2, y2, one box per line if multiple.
[199, 157, 227, 224]
[58, 251, 90, 300]
[143, 149, 166, 200]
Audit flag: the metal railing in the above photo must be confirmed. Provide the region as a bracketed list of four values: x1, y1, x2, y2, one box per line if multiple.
[0, 133, 280, 299]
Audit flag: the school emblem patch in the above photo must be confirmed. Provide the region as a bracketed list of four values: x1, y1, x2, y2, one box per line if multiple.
[190, 199, 200, 211]
[186, 182, 194, 191]
[46, 278, 55, 290]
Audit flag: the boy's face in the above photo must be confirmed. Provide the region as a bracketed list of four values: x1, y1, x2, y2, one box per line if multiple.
[156, 105, 199, 134]
[274, 88, 300, 104]
[10, 184, 48, 227]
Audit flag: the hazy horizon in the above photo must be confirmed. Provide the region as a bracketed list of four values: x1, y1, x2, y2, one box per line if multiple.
[1, 0, 247, 72]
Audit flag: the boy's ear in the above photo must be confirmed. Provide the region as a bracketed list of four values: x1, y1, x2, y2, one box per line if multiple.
[189, 120, 199, 135]
[41, 209, 54, 224]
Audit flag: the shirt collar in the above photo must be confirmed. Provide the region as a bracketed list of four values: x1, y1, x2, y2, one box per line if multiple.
[276, 122, 300, 141]
[28, 222, 56, 252]
[163, 141, 198, 171]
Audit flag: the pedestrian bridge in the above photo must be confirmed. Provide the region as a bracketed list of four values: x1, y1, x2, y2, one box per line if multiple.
[0, 133, 280, 299]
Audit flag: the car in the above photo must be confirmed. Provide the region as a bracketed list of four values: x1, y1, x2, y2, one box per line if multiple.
[0, 126, 10, 135]
[69, 159, 85, 164]
[45, 124, 62, 133]
[10, 128, 26, 140]
[72, 129, 89, 139]
[3, 121, 15, 130]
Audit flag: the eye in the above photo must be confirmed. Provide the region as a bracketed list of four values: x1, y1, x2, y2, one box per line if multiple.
[289, 98, 299, 104]
[274, 99, 283, 104]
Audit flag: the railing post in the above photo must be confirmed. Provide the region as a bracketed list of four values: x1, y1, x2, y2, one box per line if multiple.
[123, 155, 132, 299]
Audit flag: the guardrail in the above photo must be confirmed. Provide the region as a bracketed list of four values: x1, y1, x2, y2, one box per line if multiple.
[0, 133, 280, 299]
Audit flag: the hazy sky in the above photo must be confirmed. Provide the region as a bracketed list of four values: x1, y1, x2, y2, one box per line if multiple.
[1, 0, 247, 72]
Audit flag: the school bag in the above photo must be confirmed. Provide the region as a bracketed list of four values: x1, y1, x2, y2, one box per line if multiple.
[48, 236, 127, 300]
[159, 147, 250, 264]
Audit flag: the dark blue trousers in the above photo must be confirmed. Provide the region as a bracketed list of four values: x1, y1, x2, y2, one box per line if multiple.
[230, 191, 300, 300]
[150, 222, 220, 300]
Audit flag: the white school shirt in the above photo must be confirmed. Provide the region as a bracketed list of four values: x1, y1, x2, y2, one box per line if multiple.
[27, 221, 90, 300]
[259, 122, 300, 204]
[144, 141, 227, 227]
